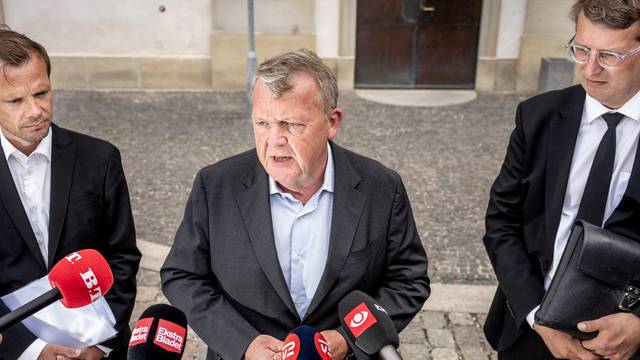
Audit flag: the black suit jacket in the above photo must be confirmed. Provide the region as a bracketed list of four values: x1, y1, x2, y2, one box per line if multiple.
[0, 124, 140, 359]
[483, 85, 640, 351]
[161, 142, 430, 359]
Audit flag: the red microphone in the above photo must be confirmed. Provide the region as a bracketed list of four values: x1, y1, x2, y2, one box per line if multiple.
[0, 249, 113, 332]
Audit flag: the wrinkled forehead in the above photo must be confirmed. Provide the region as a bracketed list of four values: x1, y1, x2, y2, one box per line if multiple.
[0, 56, 50, 94]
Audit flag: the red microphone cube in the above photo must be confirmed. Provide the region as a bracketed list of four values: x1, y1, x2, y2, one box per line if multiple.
[48, 249, 114, 308]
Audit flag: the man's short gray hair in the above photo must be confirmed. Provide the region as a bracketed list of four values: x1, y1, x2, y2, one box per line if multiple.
[571, 0, 640, 39]
[253, 48, 338, 117]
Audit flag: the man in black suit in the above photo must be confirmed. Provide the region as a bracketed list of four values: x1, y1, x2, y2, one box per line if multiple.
[161, 49, 430, 360]
[0, 30, 140, 359]
[484, 1, 640, 359]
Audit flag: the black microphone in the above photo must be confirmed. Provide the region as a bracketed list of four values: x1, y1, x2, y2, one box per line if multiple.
[0, 249, 113, 333]
[127, 304, 188, 360]
[280, 326, 333, 360]
[338, 291, 403, 360]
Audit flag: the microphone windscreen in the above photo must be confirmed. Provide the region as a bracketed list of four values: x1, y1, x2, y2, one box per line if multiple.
[47, 249, 114, 308]
[281, 326, 332, 360]
[128, 304, 188, 360]
[338, 290, 399, 355]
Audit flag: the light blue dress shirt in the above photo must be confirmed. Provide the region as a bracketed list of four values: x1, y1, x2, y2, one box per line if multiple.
[269, 143, 334, 318]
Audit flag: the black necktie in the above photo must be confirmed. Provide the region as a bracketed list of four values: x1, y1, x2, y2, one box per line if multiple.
[576, 112, 624, 226]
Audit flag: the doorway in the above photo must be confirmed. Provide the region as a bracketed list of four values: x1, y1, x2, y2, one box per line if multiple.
[355, 0, 483, 89]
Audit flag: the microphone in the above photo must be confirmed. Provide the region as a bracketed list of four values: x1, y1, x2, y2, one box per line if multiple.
[280, 326, 332, 360]
[338, 291, 403, 360]
[127, 304, 188, 359]
[0, 249, 113, 332]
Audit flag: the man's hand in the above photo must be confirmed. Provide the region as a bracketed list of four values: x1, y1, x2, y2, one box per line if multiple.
[37, 344, 81, 360]
[579, 312, 640, 360]
[533, 324, 598, 360]
[38, 345, 105, 360]
[245, 334, 284, 360]
[320, 330, 349, 360]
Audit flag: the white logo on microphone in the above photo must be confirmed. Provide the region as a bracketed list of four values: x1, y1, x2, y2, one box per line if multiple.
[350, 311, 368, 328]
[282, 341, 296, 359]
[317, 338, 331, 356]
[374, 304, 388, 314]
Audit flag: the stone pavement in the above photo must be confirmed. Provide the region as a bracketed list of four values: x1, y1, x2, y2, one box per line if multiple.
[54, 90, 529, 285]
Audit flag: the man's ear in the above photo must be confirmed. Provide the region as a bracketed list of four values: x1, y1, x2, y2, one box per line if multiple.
[327, 107, 343, 140]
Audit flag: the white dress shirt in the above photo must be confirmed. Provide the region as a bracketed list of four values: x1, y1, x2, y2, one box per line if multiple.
[1, 128, 52, 266]
[269, 143, 334, 318]
[527, 90, 640, 327]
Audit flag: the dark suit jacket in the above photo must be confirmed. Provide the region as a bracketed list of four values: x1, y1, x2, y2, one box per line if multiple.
[161, 142, 430, 359]
[0, 124, 141, 359]
[483, 85, 640, 351]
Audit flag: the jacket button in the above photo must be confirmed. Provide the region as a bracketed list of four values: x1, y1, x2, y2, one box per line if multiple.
[542, 260, 550, 271]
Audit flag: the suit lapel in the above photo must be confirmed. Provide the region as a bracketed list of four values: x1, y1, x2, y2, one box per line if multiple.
[235, 159, 299, 319]
[305, 143, 364, 318]
[0, 134, 47, 271]
[544, 86, 585, 250]
[48, 125, 75, 268]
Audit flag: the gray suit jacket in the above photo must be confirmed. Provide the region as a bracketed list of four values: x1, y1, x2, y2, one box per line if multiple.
[161, 142, 430, 359]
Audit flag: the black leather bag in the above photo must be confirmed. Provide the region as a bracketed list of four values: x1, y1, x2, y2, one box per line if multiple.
[535, 220, 640, 339]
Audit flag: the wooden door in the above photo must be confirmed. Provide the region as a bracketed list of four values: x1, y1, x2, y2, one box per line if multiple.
[355, 0, 483, 89]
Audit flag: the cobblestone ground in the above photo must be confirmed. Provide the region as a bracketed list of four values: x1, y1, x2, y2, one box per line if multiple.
[135, 269, 497, 359]
[54, 90, 529, 285]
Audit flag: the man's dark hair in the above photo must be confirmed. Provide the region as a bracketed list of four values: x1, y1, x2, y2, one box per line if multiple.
[0, 26, 51, 78]
[571, 0, 640, 37]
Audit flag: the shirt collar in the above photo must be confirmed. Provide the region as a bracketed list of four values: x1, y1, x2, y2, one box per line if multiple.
[584, 90, 640, 123]
[269, 142, 335, 196]
[0, 126, 52, 162]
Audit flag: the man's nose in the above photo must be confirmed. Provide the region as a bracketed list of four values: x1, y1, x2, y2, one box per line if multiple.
[25, 96, 43, 119]
[266, 123, 287, 145]
[583, 52, 603, 77]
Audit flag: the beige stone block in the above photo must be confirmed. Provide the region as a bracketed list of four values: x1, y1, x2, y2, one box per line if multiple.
[211, 33, 248, 91]
[49, 56, 88, 89]
[337, 56, 355, 90]
[495, 59, 517, 92]
[475, 58, 497, 92]
[256, 33, 315, 61]
[525, 0, 574, 35]
[322, 57, 338, 78]
[477, 0, 500, 58]
[140, 58, 211, 89]
[516, 34, 569, 92]
[86, 57, 140, 89]
[210, 32, 316, 91]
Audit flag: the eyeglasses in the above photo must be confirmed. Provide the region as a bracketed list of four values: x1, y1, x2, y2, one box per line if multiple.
[566, 35, 640, 69]
[254, 119, 307, 136]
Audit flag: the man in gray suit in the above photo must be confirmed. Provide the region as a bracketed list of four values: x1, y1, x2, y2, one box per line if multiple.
[161, 49, 429, 360]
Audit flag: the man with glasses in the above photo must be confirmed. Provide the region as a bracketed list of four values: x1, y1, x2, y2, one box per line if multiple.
[161, 49, 429, 360]
[484, 1, 640, 359]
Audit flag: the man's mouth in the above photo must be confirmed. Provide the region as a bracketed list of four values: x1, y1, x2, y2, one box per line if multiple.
[271, 155, 293, 162]
[24, 120, 49, 129]
[586, 78, 606, 85]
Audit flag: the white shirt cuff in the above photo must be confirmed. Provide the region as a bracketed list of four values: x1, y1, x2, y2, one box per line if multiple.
[526, 305, 541, 328]
[96, 344, 112, 357]
[18, 338, 47, 360]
